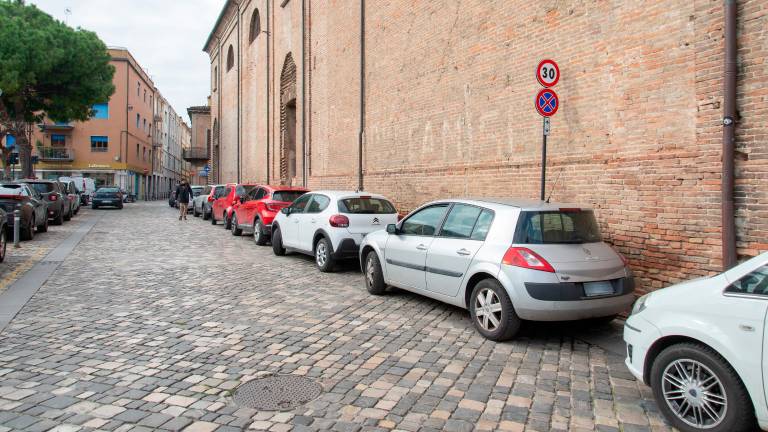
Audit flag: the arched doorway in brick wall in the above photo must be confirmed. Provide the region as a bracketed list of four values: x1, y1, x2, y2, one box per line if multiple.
[212, 119, 219, 183]
[280, 53, 297, 185]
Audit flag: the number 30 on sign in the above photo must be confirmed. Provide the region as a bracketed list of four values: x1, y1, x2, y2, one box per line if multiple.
[536, 59, 560, 87]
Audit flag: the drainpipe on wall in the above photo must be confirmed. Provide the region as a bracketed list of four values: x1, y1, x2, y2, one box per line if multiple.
[358, 0, 365, 191]
[301, 0, 307, 187]
[266, 0, 271, 184]
[237, 7, 242, 183]
[722, 0, 737, 270]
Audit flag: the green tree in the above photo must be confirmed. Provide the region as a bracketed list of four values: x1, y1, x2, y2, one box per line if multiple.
[0, 0, 114, 178]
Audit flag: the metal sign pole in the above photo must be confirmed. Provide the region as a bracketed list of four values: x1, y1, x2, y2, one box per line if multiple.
[541, 117, 550, 201]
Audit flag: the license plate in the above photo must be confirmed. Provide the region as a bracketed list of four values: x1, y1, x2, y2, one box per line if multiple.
[584, 281, 615, 297]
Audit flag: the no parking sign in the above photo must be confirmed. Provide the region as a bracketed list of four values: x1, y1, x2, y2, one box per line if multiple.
[535, 88, 559, 117]
[535, 59, 560, 200]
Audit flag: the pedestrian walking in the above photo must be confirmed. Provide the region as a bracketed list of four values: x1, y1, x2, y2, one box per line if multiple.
[175, 180, 193, 220]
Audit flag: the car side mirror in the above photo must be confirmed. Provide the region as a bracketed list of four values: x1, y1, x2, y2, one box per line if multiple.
[281, 207, 291, 215]
[239, 196, 246, 204]
[386, 224, 398, 234]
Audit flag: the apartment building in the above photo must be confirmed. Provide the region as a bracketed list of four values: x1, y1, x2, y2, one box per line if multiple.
[185, 105, 211, 186]
[32, 47, 187, 199]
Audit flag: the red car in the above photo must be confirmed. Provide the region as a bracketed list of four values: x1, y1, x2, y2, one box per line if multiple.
[210, 183, 259, 229]
[230, 185, 308, 245]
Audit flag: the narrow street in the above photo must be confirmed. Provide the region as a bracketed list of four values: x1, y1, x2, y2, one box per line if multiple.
[0, 202, 666, 431]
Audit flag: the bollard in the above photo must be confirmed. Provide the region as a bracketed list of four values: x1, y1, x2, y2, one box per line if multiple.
[13, 208, 20, 248]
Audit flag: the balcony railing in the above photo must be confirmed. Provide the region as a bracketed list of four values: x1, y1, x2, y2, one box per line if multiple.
[182, 147, 209, 161]
[38, 147, 75, 161]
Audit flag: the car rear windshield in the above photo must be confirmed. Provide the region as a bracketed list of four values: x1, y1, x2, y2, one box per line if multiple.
[272, 191, 306, 203]
[97, 188, 119, 194]
[514, 210, 602, 244]
[27, 183, 55, 193]
[338, 197, 396, 214]
[0, 185, 21, 195]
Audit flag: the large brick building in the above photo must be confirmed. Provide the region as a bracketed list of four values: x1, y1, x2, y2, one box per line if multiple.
[205, 0, 767, 293]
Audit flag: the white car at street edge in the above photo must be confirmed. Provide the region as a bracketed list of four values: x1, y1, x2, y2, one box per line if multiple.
[624, 251, 768, 432]
[360, 198, 635, 341]
[270, 191, 398, 272]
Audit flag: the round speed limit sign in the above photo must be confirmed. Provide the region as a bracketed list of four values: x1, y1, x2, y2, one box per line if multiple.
[536, 59, 560, 87]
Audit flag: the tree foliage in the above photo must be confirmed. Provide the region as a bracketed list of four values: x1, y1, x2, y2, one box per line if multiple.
[0, 0, 115, 177]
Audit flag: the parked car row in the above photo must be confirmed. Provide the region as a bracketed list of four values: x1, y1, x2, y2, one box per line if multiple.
[185, 184, 634, 341]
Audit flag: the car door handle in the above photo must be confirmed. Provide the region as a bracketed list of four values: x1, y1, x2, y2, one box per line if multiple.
[456, 248, 471, 256]
[416, 244, 428, 251]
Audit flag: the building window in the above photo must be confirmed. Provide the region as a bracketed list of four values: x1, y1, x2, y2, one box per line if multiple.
[136, 114, 140, 128]
[136, 144, 139, 158]
[51, 134, 66, 146]
[249, 9, 261, 43]
[143, 119, 147, 132]
[90, 136, 108, 152]
[213, 66, 218, 90]
[92, 103, 109, 119]
[137, 82, 140, 97]
[144, 89, 147, 103]
[143, 147, 146, 161]
[226, 45, 234, 71]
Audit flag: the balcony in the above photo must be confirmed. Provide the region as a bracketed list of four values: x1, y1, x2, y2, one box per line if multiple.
[38, 147, 75, 161]
[38, 122, 74, 132]
[182, 147, 209, 161]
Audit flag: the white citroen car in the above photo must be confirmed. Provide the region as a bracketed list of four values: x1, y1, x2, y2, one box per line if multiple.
[360, 198, 635, 341]
[624, 252, 768, 432]
[271, 191, 398, 272]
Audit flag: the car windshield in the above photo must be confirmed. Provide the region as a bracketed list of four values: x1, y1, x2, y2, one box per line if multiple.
[272, 191, 306, 202]
[27, 183, 55, 193]
[339, 197, 396, 214]
[97, 188, 119, 193]
[515, 210, 603, 244]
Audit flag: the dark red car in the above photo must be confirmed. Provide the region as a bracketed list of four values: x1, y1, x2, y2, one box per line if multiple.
[230, 185, 309, 244]
[210, 183, 258, 230]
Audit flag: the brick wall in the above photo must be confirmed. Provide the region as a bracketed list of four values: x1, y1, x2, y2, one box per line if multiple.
[206, 0, 767, 293]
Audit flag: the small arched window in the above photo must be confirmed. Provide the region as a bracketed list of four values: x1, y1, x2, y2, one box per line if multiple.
[213, 66, 218, 90]
[249, 9, 261, 43]
[226, 45, 234, 71]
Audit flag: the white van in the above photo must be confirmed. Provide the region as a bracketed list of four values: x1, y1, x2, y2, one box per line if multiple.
[68, 177, 96, 204]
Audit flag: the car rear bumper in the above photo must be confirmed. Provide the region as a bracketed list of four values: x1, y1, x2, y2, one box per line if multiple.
[524, 277, 635, 301]
[331, 238, 359, 260]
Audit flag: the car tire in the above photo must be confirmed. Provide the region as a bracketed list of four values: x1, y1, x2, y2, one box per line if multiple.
[53, 210, 64, 225]
[271, 226, 286, 256]
[203, 207, 211, 220]
[211, 211, 217, 225]
[650, 342, 755, 432]
[314, 237, 336, 273]
[63, 206, 72, 221]
[469, 279, 520, 341]
[38, 215, 48, 233]
[253, 219, 267, 246]
[364, 251, 386, 295]
[193, 205, 200, 217]
[224, 213, 232, 230]
[0, 228, 6, 263]
[118, 203, 123, 210]
[231, 215, 242, 236]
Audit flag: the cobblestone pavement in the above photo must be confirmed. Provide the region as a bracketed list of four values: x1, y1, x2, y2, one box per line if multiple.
[0, 202, 670, 432]
[0, 207, 91, 294]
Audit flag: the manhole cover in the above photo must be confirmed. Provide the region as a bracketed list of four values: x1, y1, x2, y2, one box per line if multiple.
[233, 375, 322, 411]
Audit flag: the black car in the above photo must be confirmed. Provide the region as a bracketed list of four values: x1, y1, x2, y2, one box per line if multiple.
[21, 179, 68, 225]
[0, 183, 48, 240]
[92, 187, 124, 209]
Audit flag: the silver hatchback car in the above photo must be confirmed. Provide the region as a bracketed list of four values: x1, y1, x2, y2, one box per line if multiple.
[359, 198, 635, 341]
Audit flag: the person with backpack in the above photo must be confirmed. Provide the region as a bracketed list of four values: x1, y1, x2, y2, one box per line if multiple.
[174, 180, 193, 221]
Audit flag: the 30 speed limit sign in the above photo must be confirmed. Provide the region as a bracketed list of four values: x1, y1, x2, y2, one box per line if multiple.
[536, 59, 560, 87]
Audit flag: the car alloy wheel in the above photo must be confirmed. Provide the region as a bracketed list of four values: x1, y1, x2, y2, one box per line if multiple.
[364, 251, 386, 295]
[314, 238, 335, 272]
[316, 241, 328, 267]
[474, 288, 503, 332]
[253, 220, 266, 245]
[231, 215, 242, 236]
[661, 359, 727, 429]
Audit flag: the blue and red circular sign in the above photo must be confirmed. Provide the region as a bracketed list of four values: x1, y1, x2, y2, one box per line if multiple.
[535, 89, 559, 117]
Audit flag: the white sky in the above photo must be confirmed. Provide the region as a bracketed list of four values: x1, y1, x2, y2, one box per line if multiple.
[29, 0, 224, 124]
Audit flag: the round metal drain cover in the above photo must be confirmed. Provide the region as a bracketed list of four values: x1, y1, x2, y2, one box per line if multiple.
[233, 375, 321, 411]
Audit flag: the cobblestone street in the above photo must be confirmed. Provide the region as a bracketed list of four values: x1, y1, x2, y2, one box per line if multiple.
[0, 202, 669, 432]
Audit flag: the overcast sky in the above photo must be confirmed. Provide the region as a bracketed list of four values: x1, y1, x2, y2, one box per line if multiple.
[29, 0, 223, 124]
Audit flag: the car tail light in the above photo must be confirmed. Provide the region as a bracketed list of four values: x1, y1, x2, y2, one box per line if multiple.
[208, 196, 214, 202]
[502, 247, 555, 273]
[49, 194, 58, 201]
[329, 214, 350, 228]
[612, 247, 630, 266]
[266, 203, 282, 212]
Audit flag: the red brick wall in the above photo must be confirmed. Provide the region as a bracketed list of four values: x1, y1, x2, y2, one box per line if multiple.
[208, 0, 767, 293]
